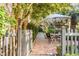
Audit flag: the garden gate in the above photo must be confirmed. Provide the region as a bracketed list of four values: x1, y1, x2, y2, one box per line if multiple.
[0, 28, 33, 56]
[62, 26, 79, 56]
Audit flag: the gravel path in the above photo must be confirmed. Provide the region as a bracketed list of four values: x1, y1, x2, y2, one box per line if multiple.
[30, 32, 59, 56]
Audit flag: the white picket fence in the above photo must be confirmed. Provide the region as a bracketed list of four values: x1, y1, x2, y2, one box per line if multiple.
[0, 29, 33, 56]
[21, 30, 33, 56]
[62, 26, 79, 55]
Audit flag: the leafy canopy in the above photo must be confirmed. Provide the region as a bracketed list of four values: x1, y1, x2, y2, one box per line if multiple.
[0, 6, 16, 37]
[31, 3, 73, 32]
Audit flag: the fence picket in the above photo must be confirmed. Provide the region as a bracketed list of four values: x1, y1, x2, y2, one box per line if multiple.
[17, 29, 22, 56]
[62, 27, 79, 55]
[71, 29, 74, 54]
[10, 35, 12, 56]
[30, 31, 33, 51]
[26, 30, 30, 56]
[13, 36, 15, 56]
[62, 26, 66, 55]
[2, 36, 5, 56]
[67, 29, 70, 54]
[5, 37, 9, 56]
[67, 36, 69, 53]
[0, 37, 3, 56]
[74, 29, 78, 54]
[75, 36, 78, 54]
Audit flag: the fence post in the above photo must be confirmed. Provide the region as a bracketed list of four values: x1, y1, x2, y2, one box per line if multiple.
[21, 30, 27, 56]
[21, 30, 33, 56]
[2, 36, 5, 56]
[66, 29, 69, 54]
[11, 28, 16, 56]
[0, 37, 4, 56]
[28, 30, 31, 53]
[62, 26, 66, 56]
[28, 30, 33, 54]
[17, 18, 22, 56]
[74, 29, 78, 54]
[17, 29, 22, 56]
[26, 30, 30, 56]
[30, 30, 33, 52]
[71, 29, 74, 54]
[5, 31, 9, 56]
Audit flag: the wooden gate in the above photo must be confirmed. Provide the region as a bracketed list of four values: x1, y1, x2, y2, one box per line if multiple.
[62, 26, 79, 56]
[0, 28, 33, 56]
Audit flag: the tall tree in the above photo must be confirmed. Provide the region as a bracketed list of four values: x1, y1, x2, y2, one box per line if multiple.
[12, 3, 33, 29]
[2, 3, 73, 30]
[31, 3, 73, 27]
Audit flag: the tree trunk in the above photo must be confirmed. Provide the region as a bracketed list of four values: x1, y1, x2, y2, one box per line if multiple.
[4, 3, 12, 16]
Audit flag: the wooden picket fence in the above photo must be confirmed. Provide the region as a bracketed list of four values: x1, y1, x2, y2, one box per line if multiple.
[0, 28, 33, 56]
[62, 26, 79, 56]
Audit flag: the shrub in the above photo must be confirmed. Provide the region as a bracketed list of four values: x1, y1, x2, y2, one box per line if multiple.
[56, 46, 62, 56]
[44, 26, 56, 33]
[47, 27, 56, 33]
[27, 23, 39, 41]
[65, 53, 79, 56]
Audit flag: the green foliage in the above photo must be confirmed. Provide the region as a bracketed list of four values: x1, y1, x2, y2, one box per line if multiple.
[0, 7, 8, 37]
[31, 3, 73, 20]
[76, 22, 79, 32]
[12, 3, 73, 20]
[12, 3, 73, 29]
[65, 53, 79, 56]
[44, 26, 49, 33]
[0, 3, 73, 38]
[43, 26, 56, 33]
[12, 3, 32, 19]
[56, 46, 79, 56]
[56, 46, 62, 56]
[8, 16, 17, 27]
[57, 45, 79, 56]
[27, 22, 39, 41]
[47, 27, 56, 33]
[30, 3, 73, 35]
[0, 6, 16, 37]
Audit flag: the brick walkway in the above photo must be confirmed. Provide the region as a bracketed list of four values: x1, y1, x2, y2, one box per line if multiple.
[30, 38, 59, 56]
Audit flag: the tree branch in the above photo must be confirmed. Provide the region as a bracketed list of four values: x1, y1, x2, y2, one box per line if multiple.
[20, 3, 33, 27]
[22, 3, 33, 20]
